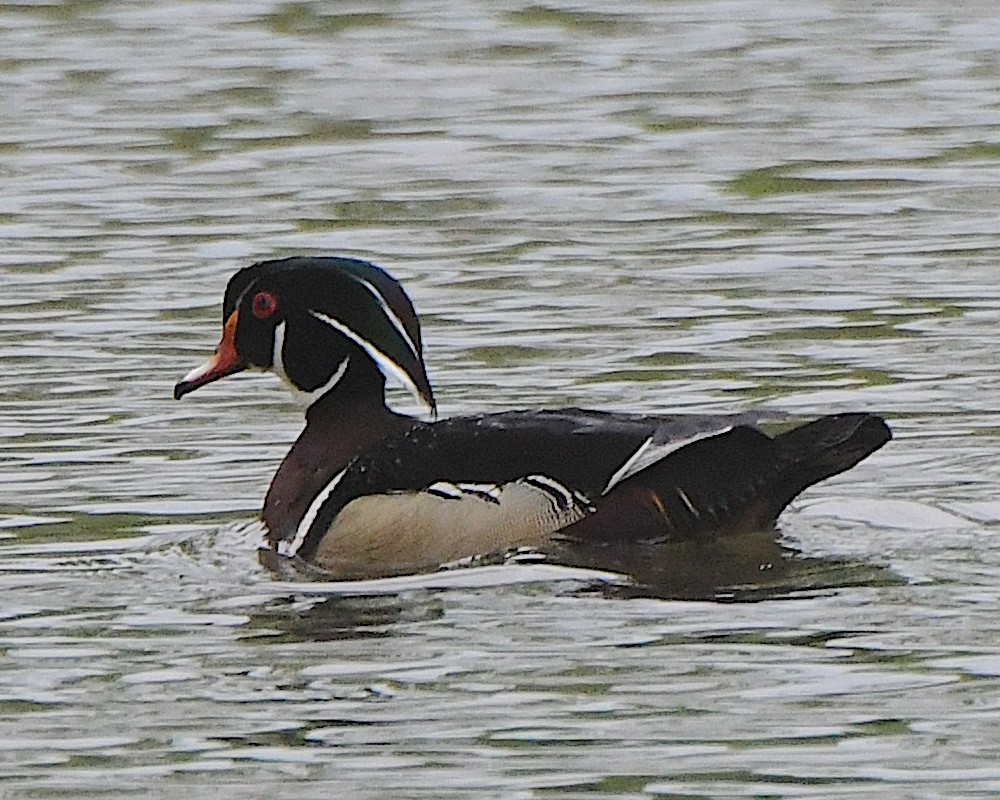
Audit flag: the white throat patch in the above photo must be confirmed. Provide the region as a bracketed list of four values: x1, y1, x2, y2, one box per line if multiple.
[272, 321, 351, 409]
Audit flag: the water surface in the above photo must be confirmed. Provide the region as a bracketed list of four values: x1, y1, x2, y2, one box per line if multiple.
[2, 1, 1000, 797]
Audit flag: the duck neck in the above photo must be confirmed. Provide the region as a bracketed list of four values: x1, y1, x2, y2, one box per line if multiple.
[262, 362, 417, 544]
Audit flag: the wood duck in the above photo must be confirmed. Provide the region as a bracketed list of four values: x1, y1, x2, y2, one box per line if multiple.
[175, 256, 891, 581]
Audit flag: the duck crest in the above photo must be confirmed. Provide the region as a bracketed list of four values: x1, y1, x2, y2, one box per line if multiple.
[233, 256, 435, 413]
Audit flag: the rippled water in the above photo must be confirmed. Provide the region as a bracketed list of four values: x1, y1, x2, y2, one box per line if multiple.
[2, 1, 1000, 797]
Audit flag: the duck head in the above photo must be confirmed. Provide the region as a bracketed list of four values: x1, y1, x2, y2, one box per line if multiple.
[174, 256, 436, 413]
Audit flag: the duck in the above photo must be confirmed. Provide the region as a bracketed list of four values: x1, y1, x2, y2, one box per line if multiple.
[174, 256, 891, 582]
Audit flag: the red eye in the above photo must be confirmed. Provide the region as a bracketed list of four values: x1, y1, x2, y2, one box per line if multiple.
[251, 291, 278, 320]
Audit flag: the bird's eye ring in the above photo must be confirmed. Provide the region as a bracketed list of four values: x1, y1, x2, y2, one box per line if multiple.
[251, 291, 278, 320]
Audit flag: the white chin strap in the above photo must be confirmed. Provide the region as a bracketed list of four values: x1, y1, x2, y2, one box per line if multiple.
[271, 320, 351, 408]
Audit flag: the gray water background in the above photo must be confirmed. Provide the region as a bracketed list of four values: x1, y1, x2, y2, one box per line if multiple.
[2, 1, 1000, 797]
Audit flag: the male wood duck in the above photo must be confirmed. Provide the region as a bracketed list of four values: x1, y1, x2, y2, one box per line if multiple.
[175, 256, 891, 581]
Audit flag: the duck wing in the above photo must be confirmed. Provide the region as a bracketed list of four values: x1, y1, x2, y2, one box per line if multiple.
[281, 408, 886, 578]
[560, 411, 891, 547]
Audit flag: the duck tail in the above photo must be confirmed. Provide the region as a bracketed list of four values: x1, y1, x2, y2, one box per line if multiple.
[771, 412, 891, 512]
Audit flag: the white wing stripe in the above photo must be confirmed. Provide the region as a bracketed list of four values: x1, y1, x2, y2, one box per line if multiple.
[427, 482, 503, 503]
[427, 481, 464, 500]
[602, 427, 735, 495]
[426, 478, 583, 511]
[602, 436, 653, 496]
[676, 487, 700, 517]
[456, 483, 503, 502]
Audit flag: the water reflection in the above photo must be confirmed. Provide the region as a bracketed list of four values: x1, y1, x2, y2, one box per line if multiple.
[563, 529, 901, 602]
[241, 593, 443, 643]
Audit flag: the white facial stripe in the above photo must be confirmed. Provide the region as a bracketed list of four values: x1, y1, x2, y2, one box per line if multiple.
[355, 277, 419, 359]
[279, 467, 349, 558]
[310, 310, 431, 410]
[311, 356, 351, 400]
[272, 321, 351, 408]
[272, 320, 289, 386]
